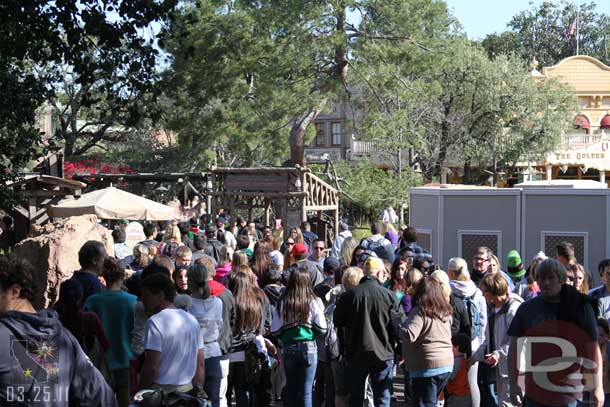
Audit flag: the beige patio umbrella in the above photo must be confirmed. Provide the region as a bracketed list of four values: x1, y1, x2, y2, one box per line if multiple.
[48, 186, 176, 221]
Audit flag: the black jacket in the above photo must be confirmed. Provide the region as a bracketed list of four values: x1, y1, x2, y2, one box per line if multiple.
[450, 293, 472, 355]
[334, 275, 402, 365]
[210, 280, 235, 355]
[0, 309, 117, 406]
[204, 239, 224, 264]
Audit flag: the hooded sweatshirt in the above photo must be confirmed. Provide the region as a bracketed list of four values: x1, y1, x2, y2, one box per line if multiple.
[449, 279, 488, 354]
[331, 230, 353, 258]
[209, 279, 235, 355]
[0, 309, 117, 406]
[473, 293, 523, 381]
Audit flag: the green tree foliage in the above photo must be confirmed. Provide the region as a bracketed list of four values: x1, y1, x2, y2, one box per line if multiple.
[359, 38, 576, 183]
[482, 1, 610, 68]
[160, 0, 454, 168]
[0, 0, 176, 182]
[317, 160, 422, 220]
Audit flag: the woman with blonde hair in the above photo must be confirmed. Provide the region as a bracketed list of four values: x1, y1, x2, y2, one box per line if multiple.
[447, 257, 487, 407]
[339, 237, 357, 268]
[163, 220, 182, 243]
[341, 267, 363, 290]
[384, 222, 399, 248]
[432, 269, 472, 342]
[402, 269, 424, 315]
[430, 269, 452, 303]
[157, 220, 182, 256]
[127, 244, 150, 272]
[566, 263, 589, 294]
[288, 227, 305, 245]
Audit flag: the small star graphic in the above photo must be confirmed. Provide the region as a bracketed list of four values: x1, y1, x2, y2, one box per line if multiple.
[24, 368, 32, 377]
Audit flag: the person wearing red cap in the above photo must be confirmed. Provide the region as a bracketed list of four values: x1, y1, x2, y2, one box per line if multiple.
[281, 243, 324, 287]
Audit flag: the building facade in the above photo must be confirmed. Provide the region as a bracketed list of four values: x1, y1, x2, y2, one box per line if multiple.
[520, 55, 610, 185]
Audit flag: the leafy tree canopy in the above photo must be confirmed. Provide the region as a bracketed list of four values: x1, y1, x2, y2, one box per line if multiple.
[482, 1, 610, 68]
[159, 0, 455, 168]
[0, 0, 176, 188]
[358, 37, 577, 182]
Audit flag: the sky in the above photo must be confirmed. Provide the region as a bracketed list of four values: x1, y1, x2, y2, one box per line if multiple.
[445, 0, 610, 40]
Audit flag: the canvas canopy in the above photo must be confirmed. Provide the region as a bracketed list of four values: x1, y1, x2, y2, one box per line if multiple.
[48, 187, 175, 221]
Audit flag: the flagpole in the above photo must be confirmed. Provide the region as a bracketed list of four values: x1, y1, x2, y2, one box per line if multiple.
[576, 9, 579, 55]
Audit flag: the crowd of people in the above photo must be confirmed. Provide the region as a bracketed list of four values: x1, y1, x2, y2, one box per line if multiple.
[0, 215, 609, 407]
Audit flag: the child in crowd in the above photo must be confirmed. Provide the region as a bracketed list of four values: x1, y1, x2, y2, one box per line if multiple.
[263, 265, 284, 307]
[444, 334, 471, 407]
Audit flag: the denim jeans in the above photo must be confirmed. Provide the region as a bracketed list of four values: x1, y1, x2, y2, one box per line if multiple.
[479, 381, 498, 407]
[283, 341, 318, 407]
[347, 359, 395, 407]
[409, 371, 451, 407]
[205, 356, 222, 407]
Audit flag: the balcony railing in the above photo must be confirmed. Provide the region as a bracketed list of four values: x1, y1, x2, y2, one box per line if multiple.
[560, 134, 603, 149]
[350, 140, 385, 156]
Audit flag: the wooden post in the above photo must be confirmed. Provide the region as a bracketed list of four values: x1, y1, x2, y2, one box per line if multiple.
[334, 207, 339, 243]
[281, 199, 289, 238]
[300, 198, 307, 222]
[264, 200, 271, 227]
[28, 197, 37, 236]
[183, 178, 189, 208]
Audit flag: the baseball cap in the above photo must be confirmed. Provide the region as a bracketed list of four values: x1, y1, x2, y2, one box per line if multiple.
[292, 242, 309, 257]
[365, 257, 385, 272]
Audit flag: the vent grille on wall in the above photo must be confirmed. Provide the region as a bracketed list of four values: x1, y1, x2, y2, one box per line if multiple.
[542, 234, 586, 266]
[416, 231, 432, 253]
[459, 232, 500, 267]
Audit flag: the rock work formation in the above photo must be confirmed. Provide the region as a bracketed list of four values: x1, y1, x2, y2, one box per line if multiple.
[12, 215, 114, 309]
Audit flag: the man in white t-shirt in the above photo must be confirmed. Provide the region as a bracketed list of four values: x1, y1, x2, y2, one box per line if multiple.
[139, 273, 204, 392]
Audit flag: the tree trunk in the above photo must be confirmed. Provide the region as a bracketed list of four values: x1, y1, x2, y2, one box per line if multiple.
[289, 99, 328, 167]
[334, 1, 348, 84]
[436, 101, 452, 178]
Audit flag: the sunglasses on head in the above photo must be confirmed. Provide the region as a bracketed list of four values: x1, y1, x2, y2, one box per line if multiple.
[358, 250, 376, 262]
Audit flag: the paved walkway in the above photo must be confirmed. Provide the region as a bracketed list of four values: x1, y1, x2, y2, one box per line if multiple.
[239, 370, 407, 406]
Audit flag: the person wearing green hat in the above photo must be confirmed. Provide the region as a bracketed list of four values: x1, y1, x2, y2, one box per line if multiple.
[506, 250, 526, 285]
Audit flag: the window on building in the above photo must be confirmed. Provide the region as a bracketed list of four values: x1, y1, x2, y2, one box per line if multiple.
[331, 122, 342, 145]
[316, 123, 325, 146]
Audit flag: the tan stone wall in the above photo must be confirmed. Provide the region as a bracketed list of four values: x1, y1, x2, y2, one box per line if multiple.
[12, 215, 114, 309]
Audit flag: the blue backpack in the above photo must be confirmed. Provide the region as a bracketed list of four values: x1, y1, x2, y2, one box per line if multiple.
[462, 294, 483, 340]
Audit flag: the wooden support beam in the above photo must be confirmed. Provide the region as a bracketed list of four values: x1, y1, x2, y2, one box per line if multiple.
[213, 167, 299, 174]
[264, 200, 271, 227]
[208, 191, 307, 198]
[21, 190, 75, 198]
[305, 205, 340, 211]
